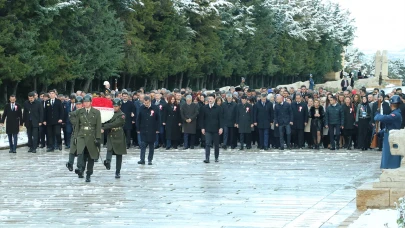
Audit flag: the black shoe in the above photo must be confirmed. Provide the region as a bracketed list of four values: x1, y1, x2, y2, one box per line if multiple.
[280, 147, 284, 150]
[190, 146, 194, 149]
[58, 145, 62, 151]
[203, 160, 210, 163]
[215, 159, 219, 163]
[126, 145, 130, 149]
[347, 147, 352, 150]
[32, 150, 37, 153]
[9, 150, 12, 153]
[12, 151, 16, 153]
[246, 146, 251, 149]
[222, 145, 227, 150]
[75, 169, 84, 178]
[85, 175, 91, 182]
[138, 160, 145, 165]
[65, 146, 70, 149]
[330, 148, 336, 151]
[104, 160, 111, 170]
[154, 145, 160, 149]
[66, 162, 73, 172]
[46, 148, 54, 152]
[39, 145, 45, 149]
[264, 147, 269, 150]
[239, 147, 244, 151]
[28, 148, 33, 153]
[148, 161, 152, 165]
[231, 147, 235, 150]
[115, 173, 120, 179]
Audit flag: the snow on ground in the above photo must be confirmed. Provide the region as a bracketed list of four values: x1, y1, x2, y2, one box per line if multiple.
[349, 209, 397, 228]
[0, 133, 28, 148]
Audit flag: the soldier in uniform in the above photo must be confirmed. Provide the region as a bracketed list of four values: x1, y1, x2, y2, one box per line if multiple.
[65, 96, 83, 173]
[102, 98, 127, 178]
[75, 95, 102, 182]
[374, 95, 403, 169]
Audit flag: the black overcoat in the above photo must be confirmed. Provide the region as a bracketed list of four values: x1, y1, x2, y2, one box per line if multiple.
[253, 101, 273, 129]
[180, 103, 199, 134]
[163, 104, 182, 140]
[291, 102, 308, 130]
[1, 103, 23, 134]
[136, 105, 160, 143]
[236, 103, 253, 133]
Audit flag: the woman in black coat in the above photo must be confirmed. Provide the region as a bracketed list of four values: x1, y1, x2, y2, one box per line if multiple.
[310, 100, 324, 149]
[236, 96, 253, 150]
[162, 95, 182, 149]
[342, 97, 356, 150]
[356, 96, 372, 151]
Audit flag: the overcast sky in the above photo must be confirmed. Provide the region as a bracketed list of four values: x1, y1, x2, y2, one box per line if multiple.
[331, 0, 405, 53]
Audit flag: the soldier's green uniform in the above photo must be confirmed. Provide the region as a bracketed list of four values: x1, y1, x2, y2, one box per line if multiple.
[75, 95, 102, 182]
[103, 98, 127, 178]
[66, 96, 83, 173]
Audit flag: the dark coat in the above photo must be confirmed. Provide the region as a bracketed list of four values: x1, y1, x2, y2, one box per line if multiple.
[163, 104, 182, 140]
[309, 106, 324, 121]
[222, 101, 237, 127]
[253, 101, 273, 129]
[199, 104, 223, 133]
[274, 102, 293, 126]
[325, 104, 344, 126]
[153, 99, 167, 125]
[342, 104, 356, 129]
[1, 103, 23, 134]
[102, 110, 127, 155]
[69, 109, 80, 155]
[341, 79, 349, 88]
[64, 101, 76, 127]
[236, 103, 253, 133]
[291, 102, 308, 130]
[23, 100, 43, 128]
[136, 105, 160, 143]
[180, 102, 199, 134]
[44, 99, 64, 125]
[121, 101, 136, 130]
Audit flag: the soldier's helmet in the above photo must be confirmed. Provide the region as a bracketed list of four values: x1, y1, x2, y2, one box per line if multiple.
[113, 98, 122, 106]
[390, 95, 401, 104]
[83, 94, 92, 102]
[76, 96, 83, 104]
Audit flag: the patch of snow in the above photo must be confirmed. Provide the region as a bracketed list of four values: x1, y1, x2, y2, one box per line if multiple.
[348, 209, 397, 228]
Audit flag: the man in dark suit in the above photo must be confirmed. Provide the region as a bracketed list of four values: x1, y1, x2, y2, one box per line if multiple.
[121, 92, 136, 149]
[39, 93, 49, 148]
[136, 96, 160, 165]
[199, 94, 223, 163]
[0, 95, 23, 153]
[23, 92, 43, 153]
[64, 94, 77, 149]
[222, 93, 237, 149]
[43, 89, 64, 152]
[253, 94, 273, 150]
[291, 94, 309, 149]
[153, 93, 167, 149]
[341, 76, 349, 91]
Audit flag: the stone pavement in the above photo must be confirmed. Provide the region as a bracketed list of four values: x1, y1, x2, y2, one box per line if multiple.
[0, 147, 381, 227]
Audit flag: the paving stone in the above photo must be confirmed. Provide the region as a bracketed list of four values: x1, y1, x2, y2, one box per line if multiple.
[0, 147, 381, 227]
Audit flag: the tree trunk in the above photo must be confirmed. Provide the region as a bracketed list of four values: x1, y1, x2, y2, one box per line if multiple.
[186, 77, 190, 88]
[179, 72, 183, 89]
[210, 75, 214, 90]
[144, 78, 148, 90]
[83, 79, 92, 92]
[122, 74, 126, 90]
[127, 75, 132, 88]
[196, 78, 200, 90]
[70, 80, 75, 94]
[13, 81, 19, 95]
[97, 79, 100, 92]
[3, 84, 7, 102]
[33, 77, 37, 92]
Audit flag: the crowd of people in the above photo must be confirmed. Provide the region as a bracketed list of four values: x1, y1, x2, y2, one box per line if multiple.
[1, 80, 405, 181]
